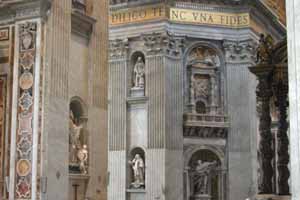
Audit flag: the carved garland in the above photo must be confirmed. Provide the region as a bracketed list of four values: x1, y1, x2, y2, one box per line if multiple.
[15, 22, 37, 199]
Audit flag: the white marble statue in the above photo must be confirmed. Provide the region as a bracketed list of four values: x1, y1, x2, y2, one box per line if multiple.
[77, 145, 88, 174]
[69, 110, 83, 163]
[133, 57, 145, 89]
[129, 154, 145, 188]
[193, 160, 217, 195]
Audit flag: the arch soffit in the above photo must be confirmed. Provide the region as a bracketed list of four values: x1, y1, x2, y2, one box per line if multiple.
[70, 96, 88, 118]
[184, 145, 225, 168]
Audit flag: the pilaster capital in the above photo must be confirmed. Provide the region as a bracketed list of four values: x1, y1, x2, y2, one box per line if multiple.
[109, 38, 129, 60]
[223, 39, 257, 64]
[142, 32, 185, 58]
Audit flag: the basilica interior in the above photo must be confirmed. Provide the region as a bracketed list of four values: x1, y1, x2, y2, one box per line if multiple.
[0, 0, 299, 200]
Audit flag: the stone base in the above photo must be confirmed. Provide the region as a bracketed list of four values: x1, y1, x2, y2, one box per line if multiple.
[69, 163, 81, 174]
[131, 87, 144, 97]
[127, 189, 146, 200]
[191, 194, 212, 200]
[69, 174, 90, 200]
[256, 194, 291, 200]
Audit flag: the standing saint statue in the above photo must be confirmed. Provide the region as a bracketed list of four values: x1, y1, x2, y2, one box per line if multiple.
[193, 160, 218, 195]
[69, 110, 83, 164]
[129, 154, 145, 188]
[133, 57, 145, 89]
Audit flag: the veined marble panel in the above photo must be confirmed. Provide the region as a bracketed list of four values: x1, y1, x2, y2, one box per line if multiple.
[128, 103, 147, 149]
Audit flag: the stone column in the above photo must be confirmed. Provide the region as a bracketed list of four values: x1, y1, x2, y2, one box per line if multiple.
[143, 32, 184, 200]
[249, 65, 274, 194]
[273, 65, 290, 195]
[286, 1, 300, 199]
[224, 39, 258, 200]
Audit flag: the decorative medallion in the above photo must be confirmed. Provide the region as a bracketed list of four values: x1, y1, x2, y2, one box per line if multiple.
[16, 178, 31, 198]
[19, 72, 34, 90]
[18, 91, 33, 111]
[17, 159, 31, 177]
[19, 23, 36, 51]
[20, 52, 35, 70]
[17, 136, 32, 157]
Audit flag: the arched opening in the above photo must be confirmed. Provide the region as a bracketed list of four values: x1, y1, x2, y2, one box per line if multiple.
[188, 149, 222, 200]
[128, 147, 145, 189]
[196, 101, 207, 114]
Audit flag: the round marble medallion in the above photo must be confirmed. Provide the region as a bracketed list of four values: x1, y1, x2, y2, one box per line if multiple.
[17, 159, 31, 177]
[19, 72, 33, 90]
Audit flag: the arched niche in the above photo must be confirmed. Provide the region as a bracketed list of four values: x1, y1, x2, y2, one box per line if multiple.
[184, 146, 226, 200]
[128, 147, 146, 189]
[184, 43, 224, 115]
[188, 149, 222, 200]
[129, 51, 146, 97]
[69, 97, 88, 174]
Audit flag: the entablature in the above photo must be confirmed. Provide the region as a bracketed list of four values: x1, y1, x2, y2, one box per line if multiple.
[0, 0, 52, 25]
[183, 113, 229, 139]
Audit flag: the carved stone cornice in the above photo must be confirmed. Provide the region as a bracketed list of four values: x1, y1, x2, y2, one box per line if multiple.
[71, 10, 96, 39]
[142, 32, 185, 57]
[223, 39, 256, 64]
[0, 0, 52, 23]
[109, 38, 129, 60]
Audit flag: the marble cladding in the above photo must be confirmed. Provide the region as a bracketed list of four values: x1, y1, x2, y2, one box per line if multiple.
[108, 151, 127, 200]
[128, 104, 147, 149]
[226, 64, 258, 200]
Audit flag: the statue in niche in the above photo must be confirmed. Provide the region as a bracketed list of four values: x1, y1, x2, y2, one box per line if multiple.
[69, 110, 83, 164]
[192, 160, 218, 195]
[77, 144, 88, 174]
[133, 57, 145, 89]
[128, 154, 145, 188]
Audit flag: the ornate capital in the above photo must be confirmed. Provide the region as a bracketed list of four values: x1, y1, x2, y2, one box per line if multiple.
[142, 32, 185, 57]
[223, 39, 256, 64]
[109, 38, 129, 60]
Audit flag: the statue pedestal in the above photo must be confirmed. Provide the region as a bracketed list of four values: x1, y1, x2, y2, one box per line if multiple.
[127, 189, 146, 200]
[69, 174, 90, 200]
[130, 87, 144, 97]
[191, 194, 212, 200]
[256, 194, 291, 200]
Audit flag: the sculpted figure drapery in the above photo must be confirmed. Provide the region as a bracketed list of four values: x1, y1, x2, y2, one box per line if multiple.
[193, 160, 218, 195]
[129, 154, 145, 188]
[69, 110, 83, 164]
[133, 57, 145, 89]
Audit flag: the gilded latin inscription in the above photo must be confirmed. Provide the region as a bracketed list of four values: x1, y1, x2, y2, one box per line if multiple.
[170, 8, 250, 28]
[109, 5, 166, 25]
[109, 5, 250, 28]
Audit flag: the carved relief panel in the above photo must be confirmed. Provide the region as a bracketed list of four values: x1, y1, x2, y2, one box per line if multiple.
[186, 46, 221, 114]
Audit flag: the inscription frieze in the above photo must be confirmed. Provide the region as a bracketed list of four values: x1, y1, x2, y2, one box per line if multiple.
[110, 5, 251, 28]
